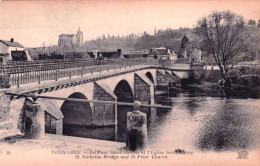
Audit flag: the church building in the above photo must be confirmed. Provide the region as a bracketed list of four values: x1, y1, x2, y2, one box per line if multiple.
[58, 27, 83, 48]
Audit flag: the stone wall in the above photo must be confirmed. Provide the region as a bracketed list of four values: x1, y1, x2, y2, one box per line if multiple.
[156, 70, 169, 92]
[44, 113, 62, 135]
[134, 73, 154, 114]
[45, 112, 57, 134]
[134, 74, 151, 104]
[171, 72, 180, 81]
[0, 89, 12, 130]
[0, 74, 12, 132]
[35, 99, 64, 135]
[0, 90, 10, 123]
[0, 74, 10, 89]
[165, 71, 175, 83]
[190, 63, 206, 84]
[171, 72, 181, 87]
[156, 70, 169, 86]
[93, 82, 116, 126]
[190, 70, 205, 84]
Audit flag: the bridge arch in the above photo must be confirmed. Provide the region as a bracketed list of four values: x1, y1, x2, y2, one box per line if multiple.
[113, 80, 134, 141]
[60, 92, 93, 135]
[145, 72, 154, 84]
[113, 80, 134, 103]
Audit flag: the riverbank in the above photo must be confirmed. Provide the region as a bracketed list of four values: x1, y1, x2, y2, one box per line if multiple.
[186, 81, 260, 95]
[202, 68, 260, 91]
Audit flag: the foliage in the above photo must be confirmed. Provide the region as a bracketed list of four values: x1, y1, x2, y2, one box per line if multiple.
[194, 10, 257, 82]
[181, 35, 189, 48]
[177, 35, 190, 58]
[248, 19, 256, 26]
[79, 28, 191, 53]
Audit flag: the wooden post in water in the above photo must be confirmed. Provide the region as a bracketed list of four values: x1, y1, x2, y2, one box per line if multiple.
[126, 101, 148, 151]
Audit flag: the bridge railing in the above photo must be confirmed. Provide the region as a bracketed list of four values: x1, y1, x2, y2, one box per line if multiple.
[0, 58, 159, 87]
[157, 59, 191, 68]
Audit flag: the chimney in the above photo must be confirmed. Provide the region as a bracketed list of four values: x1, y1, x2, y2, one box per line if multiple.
[117, 49, 121, 58]
[10, 38, 14, 42]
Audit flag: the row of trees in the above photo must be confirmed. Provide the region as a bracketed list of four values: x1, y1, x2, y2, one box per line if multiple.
[80, 28, 190, 52]
[248, 19, 260, 28]
[93, 27, 190, 41]
[99, 33, 142, 41]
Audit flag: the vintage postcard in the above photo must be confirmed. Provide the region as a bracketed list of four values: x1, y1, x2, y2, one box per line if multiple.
[0, 0, 260, 165]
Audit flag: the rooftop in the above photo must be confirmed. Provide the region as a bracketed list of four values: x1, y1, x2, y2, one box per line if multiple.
[127, 50, 150, 55]
[59, 34, 76, 37]
[0, 39, 24, 48]
[152, 47, 169, 55]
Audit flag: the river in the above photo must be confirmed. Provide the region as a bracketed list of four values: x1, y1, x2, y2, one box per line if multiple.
[64, 86, 260, 152]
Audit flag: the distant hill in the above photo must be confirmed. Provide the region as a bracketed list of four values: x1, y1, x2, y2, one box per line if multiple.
[79, 28, 193, 53]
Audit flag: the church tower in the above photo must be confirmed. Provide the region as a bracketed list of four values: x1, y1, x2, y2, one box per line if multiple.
[76, 27, 83, 47]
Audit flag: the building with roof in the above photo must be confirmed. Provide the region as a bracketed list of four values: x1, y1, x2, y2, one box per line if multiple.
[0, 38, 31, 61]
[182, 44, 202, 63]
[150, 47, 177, 60]
[58, 27, 83, 48]
[87, 49, 121, 59]
[123, 50, 150, 59]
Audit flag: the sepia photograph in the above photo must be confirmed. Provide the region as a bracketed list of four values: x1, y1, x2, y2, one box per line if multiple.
[0, 0, 260, 165]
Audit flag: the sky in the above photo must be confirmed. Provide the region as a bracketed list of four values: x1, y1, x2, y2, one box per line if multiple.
[0, 0, 260, 47]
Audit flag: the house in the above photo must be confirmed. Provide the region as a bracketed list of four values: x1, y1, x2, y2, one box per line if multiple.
[178, 42, 202, 63]
[58, 34, 77, 47]
[150, 47, 177, 60]
[87, 49, 121, 59]
[58, 27, 83, 48]
[123, 50, 150, 59]
[0, 38, 31, 61]
[183, 45, 202, 63]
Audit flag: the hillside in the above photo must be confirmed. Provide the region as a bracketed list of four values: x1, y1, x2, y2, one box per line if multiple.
[79, 28, 193, 53]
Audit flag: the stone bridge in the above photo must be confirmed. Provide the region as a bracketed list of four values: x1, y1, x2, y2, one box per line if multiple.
[0, 59, 194, 140]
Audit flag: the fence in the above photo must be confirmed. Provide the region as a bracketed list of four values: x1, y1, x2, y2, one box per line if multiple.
[0, 58, 159, 87]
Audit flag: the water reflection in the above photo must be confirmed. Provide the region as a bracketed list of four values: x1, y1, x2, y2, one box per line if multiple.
[61, 86, 260, 152]
[150, 87, 260, 152]
[195, 99, 260, 151]
[63, 124, 115, 141]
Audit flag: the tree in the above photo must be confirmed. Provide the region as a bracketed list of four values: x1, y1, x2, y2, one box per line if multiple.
[178, 35, 190, 58]
[194, 11, 255, 85]
[102, 34, 106, 40]
[258, 20, 260, 28]
[180, 35, 189, 49]
[248, 19, 256, 26]
[154, 28, 157, 36]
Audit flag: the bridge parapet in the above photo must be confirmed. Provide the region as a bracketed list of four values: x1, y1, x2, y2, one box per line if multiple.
[0, 59, 159, 87]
